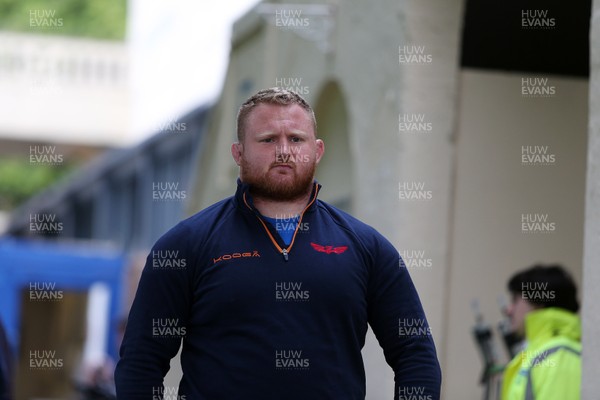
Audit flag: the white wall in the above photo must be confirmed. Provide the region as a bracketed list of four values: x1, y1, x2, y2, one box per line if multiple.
[0, 32, 129, 146]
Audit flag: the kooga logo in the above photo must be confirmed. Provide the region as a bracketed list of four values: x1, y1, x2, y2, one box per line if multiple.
[213, 250, 261, 264]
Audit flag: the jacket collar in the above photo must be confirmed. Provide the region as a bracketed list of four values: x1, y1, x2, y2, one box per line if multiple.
[524, 307, 581, 345]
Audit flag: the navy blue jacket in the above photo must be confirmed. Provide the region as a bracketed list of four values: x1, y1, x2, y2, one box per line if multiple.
[115, 180, 441, 399]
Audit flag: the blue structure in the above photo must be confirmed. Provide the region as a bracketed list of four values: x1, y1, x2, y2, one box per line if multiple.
[0, 238, 125, 361]
[1, 104, 210, 392]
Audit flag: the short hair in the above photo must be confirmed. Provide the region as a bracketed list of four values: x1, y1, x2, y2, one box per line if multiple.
[508, 264, 579, 313]
[236, 87, 317, 142]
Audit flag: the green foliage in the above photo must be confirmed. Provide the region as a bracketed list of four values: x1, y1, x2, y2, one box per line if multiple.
[0, 0, 127, 40]
[0, 158, 73, 210]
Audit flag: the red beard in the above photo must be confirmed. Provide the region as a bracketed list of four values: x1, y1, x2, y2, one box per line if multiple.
[240, 158, 316, 201]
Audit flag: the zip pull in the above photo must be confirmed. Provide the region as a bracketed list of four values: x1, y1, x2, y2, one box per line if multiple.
[282, 248, 289, 261]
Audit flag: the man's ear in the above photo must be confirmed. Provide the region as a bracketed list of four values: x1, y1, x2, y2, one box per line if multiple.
[315, 138, 325, 164]
[231, 142, 243, 166]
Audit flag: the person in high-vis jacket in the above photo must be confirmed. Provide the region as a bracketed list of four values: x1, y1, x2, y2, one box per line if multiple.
[115, 88, 442, 399]
[502, 265, 581, 400]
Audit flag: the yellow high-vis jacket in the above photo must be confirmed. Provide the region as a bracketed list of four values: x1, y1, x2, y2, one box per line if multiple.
[502, 307, 581, 400]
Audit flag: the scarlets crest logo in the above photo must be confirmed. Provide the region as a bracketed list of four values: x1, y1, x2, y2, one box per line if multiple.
[310, 242, 348, 254]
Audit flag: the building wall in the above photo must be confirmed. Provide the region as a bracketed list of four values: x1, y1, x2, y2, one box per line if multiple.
[188, 1, 591, 399]
[0, 32, 129, 146]
[445, 69, 588, 398]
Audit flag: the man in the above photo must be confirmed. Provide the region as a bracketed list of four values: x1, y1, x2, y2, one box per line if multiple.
[0, 319, 12, 400]
[115, 88, 441, 399]
[502, 265, 581, 400]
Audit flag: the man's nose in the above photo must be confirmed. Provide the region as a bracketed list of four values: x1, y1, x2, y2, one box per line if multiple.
[276, 144, 290, 155]
[505, 303, 514, 316]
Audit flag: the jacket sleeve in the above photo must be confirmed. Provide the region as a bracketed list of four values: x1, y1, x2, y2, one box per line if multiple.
[114, 223, 194, 399]
[366, 234, 442, 400]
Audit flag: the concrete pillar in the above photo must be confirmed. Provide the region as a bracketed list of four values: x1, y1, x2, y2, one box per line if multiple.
[581, 2, 600, 398]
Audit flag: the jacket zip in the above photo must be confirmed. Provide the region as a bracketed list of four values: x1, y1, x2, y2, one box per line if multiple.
[243, 183, 319, 261]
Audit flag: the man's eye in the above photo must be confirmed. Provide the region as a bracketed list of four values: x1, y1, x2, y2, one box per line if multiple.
[290, 137, 302, 143]
[261, 138, 275, 143]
